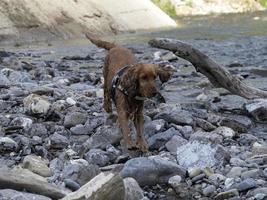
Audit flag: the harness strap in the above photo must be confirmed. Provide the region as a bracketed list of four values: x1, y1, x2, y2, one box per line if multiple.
[111, 64, 146, 104]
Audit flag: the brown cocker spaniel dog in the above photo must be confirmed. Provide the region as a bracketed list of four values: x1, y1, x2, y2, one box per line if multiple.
[86, 34, 171, 152]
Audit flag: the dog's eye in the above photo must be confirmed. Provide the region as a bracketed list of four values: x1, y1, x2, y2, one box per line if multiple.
[141, 75, 147, 80]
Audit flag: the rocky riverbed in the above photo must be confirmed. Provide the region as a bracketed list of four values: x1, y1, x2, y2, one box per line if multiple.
[0, 35, 267, 200]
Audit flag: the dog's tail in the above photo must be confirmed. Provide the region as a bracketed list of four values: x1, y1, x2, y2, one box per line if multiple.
[85, 33, 116, 50]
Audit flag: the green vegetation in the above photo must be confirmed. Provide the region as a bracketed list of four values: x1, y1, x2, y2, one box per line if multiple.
[258, 0, 267, 7]
[152, 0, 177, 18]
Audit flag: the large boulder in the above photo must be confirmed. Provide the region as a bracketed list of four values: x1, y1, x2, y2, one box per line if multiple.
[120, 156, 186, 186]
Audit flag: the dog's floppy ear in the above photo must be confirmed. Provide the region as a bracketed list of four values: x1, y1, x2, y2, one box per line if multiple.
[120, 66, 139, 98]
[155, 64, 174, 83]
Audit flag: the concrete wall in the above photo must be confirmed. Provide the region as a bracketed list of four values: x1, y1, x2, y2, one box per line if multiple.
[0, 0, 176, 44]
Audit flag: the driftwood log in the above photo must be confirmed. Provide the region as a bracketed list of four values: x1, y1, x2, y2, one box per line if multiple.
[149, 38, 267, 100]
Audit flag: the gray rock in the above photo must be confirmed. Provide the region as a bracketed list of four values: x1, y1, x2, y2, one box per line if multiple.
[245, 99, 267, 123]
[64, 179, 80, 191]
[8, 71, 33, 83]
[195, 118, 216, 131]
[0, 167, 67, 199]
[233, 178, 257, 192]
[202, 185, 216, 196]
[144, 119, 166, 138]
[230, 157, 247, 167]
[168, 175, 182, 188]
[84, 149, 110, 167]
[124, 177, 144, 200]
[154, 107, 193, 126]
[10, 116, 33, 129]
[165, 135, 188, 155]
[0, 137, 18, 152]
[147, 127, 180, 150]
[214, 189, 239, 200]
[80, 125, 121, 152]
[190, 130, 223, 144]
[120, 156, 186, 186]
[0, 189, 52, 200]
[213, 126, 235, 138]
[220, 115, 252, 133]
[22, 155, 53, 177]
[70, 124, 89, 135]
[61, 172, 124, 200]
[0, 72, 10, 86]
[176, 141, 227, 170]
[191, 173, 205, 182]
[251, 187, 267, 196]
[264, 168, 267, 178]
[227, 167, 243, 178]
[64, 111, 87, 128]
[29, 123, 48, 137]
[188, 168, 202, 178]
[23, 94, 51, 115]
[238, 134, 258, 145]
[49, 133, 69, 149]
[62, 159, 100, 186]
[241, 169, 262, 179]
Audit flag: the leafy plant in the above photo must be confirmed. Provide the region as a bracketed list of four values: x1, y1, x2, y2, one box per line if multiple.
[258, 0, 267, 7]
[152, 0, 177, 18]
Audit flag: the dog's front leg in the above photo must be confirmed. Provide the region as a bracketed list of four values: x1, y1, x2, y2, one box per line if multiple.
[134, 113, 148, 152]
[117, 109, 135, 150]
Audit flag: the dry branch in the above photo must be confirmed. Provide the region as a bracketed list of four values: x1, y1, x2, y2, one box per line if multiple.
[149, 38, 267, 100]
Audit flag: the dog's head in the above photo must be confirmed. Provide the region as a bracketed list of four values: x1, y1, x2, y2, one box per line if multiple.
[121, 64, 173, 98]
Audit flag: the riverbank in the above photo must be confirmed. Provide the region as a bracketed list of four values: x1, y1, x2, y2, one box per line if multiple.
[0, 32, 267, 199]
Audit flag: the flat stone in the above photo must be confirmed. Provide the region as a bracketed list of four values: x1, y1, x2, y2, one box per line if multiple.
[165, 135, 188, 155]
[84, 149, 110, 167]
[226, 167, 243, 178]
[62, 159, 100, 186]
[144, 119, 166, 138]
[203, 185, 216, 196]
[49, 133, 69, 149]
[233, 178, 257, 192]
[214, 189, 239, 200]
[154, 107, 193, 126]
[241, 169, 261, 179]
[245, 99, 267, 123]
[147, 127, 181, 150]
[64, 112, 87, 128]
[190, 130, 223, 144]
[195, 118, 216, 131]
[61, 172, 124, 200]
[0, 189, 51, 200]
[220, 115, 252, 133]
[0, 167, 68, 199]
[80, 125, 121, 152]
[120, 156, 186, 186]
[22, 155, 53, 177]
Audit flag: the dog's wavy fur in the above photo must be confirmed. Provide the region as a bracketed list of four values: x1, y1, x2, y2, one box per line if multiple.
[86, 34, 171, 152]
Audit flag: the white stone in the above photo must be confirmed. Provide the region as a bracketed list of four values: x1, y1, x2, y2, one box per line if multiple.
[66, 97, 76, 105]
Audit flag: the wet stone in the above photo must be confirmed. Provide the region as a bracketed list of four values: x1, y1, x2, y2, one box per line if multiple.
[49, 133, 69, 149]
[0, 137, 18, 152]
[220, 115, 252, 133]
[84, 149, 110, 167]
[147, 127, 181, 150]
[64, 111, 87, 128]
